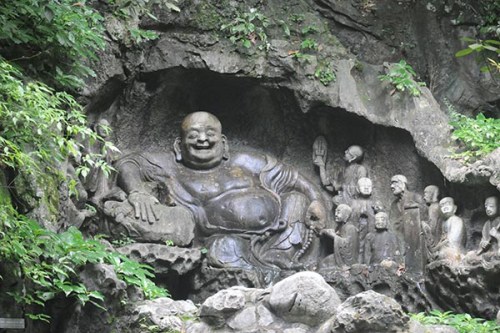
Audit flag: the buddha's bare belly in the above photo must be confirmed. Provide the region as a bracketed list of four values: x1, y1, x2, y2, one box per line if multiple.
[203, 188, 280, 234]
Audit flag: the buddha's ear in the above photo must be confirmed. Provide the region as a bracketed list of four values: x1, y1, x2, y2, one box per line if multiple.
[173, 137, 182, 162]
[222, 135, 230, 160]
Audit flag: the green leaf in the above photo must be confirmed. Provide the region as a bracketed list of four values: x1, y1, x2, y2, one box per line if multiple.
[455, 48, 474, 57]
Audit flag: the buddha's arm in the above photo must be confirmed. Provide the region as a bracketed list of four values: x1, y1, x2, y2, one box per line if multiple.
[117, 161, 159, 224]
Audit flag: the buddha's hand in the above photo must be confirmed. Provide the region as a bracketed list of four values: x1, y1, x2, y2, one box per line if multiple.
[128, 191, 159, 224]
[306, 200, 327, 230]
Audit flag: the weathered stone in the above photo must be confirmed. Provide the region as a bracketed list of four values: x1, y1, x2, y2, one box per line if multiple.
[200, 288, 247, 328]
[103, 200, 195, 246]
[118, 243, 202, 275]
[268, 271, 341, 326]
[427, 257, 500, 319]
[256, 304, 274, 326]
[331, 290, 410, 333]
[134, 297, 198, 332]
[79, 263, 127, 298]
[227, 306, 258, 331]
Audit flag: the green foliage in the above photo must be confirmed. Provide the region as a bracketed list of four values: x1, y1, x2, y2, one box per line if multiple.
[111, 234, 137, 247]
[0, 59, 117, 181]
[0, 0, 105, 89]
[221, 8, 270, 51]
[0, 206, 168, 321]
[411, 311, 500, 333]
[314, 62, 336, 86]
[300, 38, 319, 51]
[447, 101, 500, 161]
[379, 60, 426, 97]
[108, 0, 180, 45]
[455, 38, 500, 74]
[0, 0, 170, 325]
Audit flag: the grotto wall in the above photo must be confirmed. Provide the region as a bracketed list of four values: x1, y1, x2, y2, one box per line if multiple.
[52, 0, 500, 331]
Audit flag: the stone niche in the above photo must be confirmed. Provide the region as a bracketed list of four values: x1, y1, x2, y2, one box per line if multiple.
[84, 66, 498, 317]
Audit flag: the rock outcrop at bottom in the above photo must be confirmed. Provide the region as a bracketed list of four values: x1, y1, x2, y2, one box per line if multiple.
[60, 270, 458, 333]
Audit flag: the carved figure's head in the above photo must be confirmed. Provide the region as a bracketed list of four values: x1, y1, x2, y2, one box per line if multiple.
[344, 145, 364, 163]
[439, 197, 457, 218]
[357, 177, 373, 197]
[485, 196, 499, 218]
[423, 185, 439, 204]
[335, 204, 352, 223]
[375, 212, 389, 230]
[174, 112, 229, 170]
[95, 118, 110, 138]
[390, 175, 407, 196]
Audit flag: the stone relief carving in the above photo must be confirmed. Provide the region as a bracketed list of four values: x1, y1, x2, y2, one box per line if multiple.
[389, 174, 426, 273]
[312, 136, 368, 205]
[477, 196, 500, 256]
[363, 212, 402, 265]
[108, 112, 327, 275]
[83, 110, 497, 297]
[433, 197, 466, 261]
[350, 177, 376, 263]
[320, 204, 359, 268]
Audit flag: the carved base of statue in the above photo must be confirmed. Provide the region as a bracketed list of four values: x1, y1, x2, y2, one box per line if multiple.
[103, 200, 195, 246]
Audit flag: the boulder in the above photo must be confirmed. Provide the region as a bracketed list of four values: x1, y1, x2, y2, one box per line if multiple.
[268, 271, 341, 326]
[331, 290, 410, 332]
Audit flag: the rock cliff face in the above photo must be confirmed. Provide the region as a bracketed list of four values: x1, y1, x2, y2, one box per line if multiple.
[61, 0, 500, 330]
[84, 0, 498, 200]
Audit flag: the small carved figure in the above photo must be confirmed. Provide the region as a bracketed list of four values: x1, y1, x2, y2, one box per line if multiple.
[476, 196, 500, 255]
[320, 204, 359, 267]
[389, 175, 426, 273]
[312, 139, 367, 205]
[422, 185, 441, 246]
[350, 177, 375, 263]
[364, 212, 402, 265]
[83, 119, 122, 206]
[59, 145, 96, 230]
[338, 145, 368, 204]
[116, 112, 327, 273]
[434, 197, 466, 259]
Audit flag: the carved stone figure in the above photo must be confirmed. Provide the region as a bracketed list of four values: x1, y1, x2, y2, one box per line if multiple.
[115, 112, 327, 273]
[320, 204, 359, 267]
[312, 138, 368, 205]
[476, 196, 500, 255]
[364, 212, 402, 265]
[422, 185, 441, 246]
[389, 175, 426, 273]
[350, 177, 375, 263]
[434, 197, 466, 260]
[59, 145, 95, 230]
[83, 119, 121, 206]
[338, 145, 368, 204]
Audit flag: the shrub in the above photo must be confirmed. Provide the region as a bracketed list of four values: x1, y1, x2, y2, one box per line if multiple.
[411, 310, 500, 333]
[446, 100, 500, 161]
[221, 8, 270, 51]
[0, 206, 168, 322]
[379, 60, 426, 97]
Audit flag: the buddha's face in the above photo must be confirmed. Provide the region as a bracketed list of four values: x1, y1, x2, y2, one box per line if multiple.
[180, 112, 225, 170]
[375, 214, 388, 230]
[439, 198, 456, 218]
[485, 197, 498, 217]
[357, 178, 372, 196]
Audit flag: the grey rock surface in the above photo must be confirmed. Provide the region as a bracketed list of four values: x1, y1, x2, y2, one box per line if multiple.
[331, 290, 410, 332]
[118, 243, 202, 275]
[103, 200, 195, 246]
[268, 271, 341, 326]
